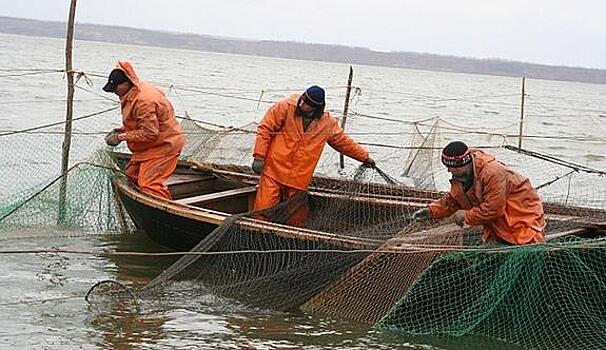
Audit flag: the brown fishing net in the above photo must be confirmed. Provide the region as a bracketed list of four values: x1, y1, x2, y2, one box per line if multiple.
[2, 116, 605, 350]
[137, 165, 417, 309]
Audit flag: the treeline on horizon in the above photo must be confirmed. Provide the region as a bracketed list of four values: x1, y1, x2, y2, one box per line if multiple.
[1, 16, 605, 85]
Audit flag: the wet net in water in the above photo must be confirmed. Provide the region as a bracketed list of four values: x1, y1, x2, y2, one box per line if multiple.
[1, 115, 606, 350]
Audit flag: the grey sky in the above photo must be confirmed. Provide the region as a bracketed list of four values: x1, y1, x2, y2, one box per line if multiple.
[2, 0, 605, 69]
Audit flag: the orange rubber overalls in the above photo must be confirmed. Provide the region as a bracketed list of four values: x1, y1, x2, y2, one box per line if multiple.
[253, 94, 369, 226]
[429, 149, 545, 245]
[116, 61, 185, 199]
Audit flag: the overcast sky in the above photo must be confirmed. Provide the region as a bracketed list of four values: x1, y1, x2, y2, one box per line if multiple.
[2, 0, 605, 69]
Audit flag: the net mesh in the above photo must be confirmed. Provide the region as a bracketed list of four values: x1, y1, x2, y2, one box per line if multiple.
[377, 238, 606, 350]
[138, 166, 416, 309]
[1, 102, 605, 350]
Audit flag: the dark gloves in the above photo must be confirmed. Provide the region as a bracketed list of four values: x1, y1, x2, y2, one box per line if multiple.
[363, 157, 376, 168]
[105, 130, 121, 146]
[252, 158, 265, 175]
[453, 210, 466, 227]
[411, 207, 431, 221]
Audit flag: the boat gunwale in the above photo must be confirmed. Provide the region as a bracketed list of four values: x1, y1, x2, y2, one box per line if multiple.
[115, 177, 385, 250]
[110, 152, 606, 246]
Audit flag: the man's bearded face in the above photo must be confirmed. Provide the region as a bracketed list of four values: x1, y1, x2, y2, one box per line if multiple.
[296, 100, 317, 118]
[448, 164, 473, 184]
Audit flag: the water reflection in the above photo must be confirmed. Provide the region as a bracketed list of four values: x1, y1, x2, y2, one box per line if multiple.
[86, 231, 177, 349]
[88, 232, 527, 349]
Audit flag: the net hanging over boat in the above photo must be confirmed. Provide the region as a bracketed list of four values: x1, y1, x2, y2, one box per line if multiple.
[0, 113, 605, 350]
[129, 163, 605, 350]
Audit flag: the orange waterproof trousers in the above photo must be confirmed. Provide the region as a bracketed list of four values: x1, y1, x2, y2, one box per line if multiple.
[125, 154, 179, 200]
[253, 174, 309, 227]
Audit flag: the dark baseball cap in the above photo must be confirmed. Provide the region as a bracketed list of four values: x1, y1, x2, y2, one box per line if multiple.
[102, 69, 130, 92]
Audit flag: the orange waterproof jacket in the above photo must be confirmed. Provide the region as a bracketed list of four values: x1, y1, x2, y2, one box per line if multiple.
[429, 149, 545, 245]
[116, 61, 185, 161]
[253, 94, 369, 190]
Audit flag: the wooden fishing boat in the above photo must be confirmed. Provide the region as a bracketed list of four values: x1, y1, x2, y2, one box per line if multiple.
[112, 152, 437, 252]
[111, 152, 605, 253]
[110, 152, 606, 323]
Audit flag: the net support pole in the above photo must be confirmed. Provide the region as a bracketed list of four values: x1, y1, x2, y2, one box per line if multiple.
[517, 76, 526, 150]
[339, 66, 354, 171]
[58, 0, 78, 224]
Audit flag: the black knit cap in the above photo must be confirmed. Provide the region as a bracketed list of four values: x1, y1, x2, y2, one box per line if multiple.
[102, 69, 130, 92]
[301, 85, 326, 109]
[442, 141, 472, 168]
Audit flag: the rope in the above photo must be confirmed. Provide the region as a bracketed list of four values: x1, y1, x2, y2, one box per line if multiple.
[0, 68, 62, 72]
[176, 116, 255, 133]
[0, 69, 64, 78]
[535, 170, 577, 190]
[504, 145, 606, 175]
[4, 66, 602, 144]
[359, 142, 503, 150]
[358, 88, 520, 102]
[0, 106, 120, 137]
[156, 85, 278, 104]
[351, 111, 424, 125]
[2, 97, 112, 105]
[167, 85, 192, 119]
[73, 84, 118, 103]
[373, 165, 400, 185]
[351, 111, 605, 143]
[2, 240, 606, 257]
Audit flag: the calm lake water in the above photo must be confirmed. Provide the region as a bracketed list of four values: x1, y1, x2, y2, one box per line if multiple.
[0, 33, 604, 349]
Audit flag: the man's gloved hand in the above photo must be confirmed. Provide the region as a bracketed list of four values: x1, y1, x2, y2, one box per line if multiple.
[363, 157, 376, 168]
[251, 158, 265, 175]
[411, 207, 431, 221]
[105, 131, 121, 146]
[454, 210, 466, 227]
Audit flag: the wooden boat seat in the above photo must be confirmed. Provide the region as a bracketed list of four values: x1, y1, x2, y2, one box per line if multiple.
[175, 186, 257, 205]
[166, 174, 215, 186]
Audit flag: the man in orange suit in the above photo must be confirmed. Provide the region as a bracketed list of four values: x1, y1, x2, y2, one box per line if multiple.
[252, 85, 374, 225]
[412, 141, 545, 245]
[103, 61, 185, 200]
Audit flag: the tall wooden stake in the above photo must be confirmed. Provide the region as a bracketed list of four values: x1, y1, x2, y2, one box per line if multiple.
[58, 0, 78, 224]
[339, 66, 354, 171]
[517, 76, 526, 150]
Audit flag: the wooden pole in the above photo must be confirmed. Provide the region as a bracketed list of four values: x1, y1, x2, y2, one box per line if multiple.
[58, 0, 78, 224]
[517, 76, 526, 149]
[339, 66, 354, 171]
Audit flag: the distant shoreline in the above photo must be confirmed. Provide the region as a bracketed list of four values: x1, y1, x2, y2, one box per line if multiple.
[2, 15, 606, 85]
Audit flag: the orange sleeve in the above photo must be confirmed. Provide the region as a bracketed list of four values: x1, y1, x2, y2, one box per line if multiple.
[326, 120, 368, 162]
[429, 193, 461, 219]
[124, 101, 160, 143]
[253, 102, 287, 159]
[464, 170, 507, 226]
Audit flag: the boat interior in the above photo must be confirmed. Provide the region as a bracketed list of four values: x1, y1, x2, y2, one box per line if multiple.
[162, 170, 426, 233]
[112, 153, 606, 241]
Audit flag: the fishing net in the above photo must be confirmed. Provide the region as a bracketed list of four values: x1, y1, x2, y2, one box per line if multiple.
[134, 165, 419, 308]
[125, 119, 605, 350]
[0, 104, 134, 237]
[2, 90, 606, 350]
[96, 157, 604, 350]
[377, 238, 606, 350]
[0, 150, 129, 235]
